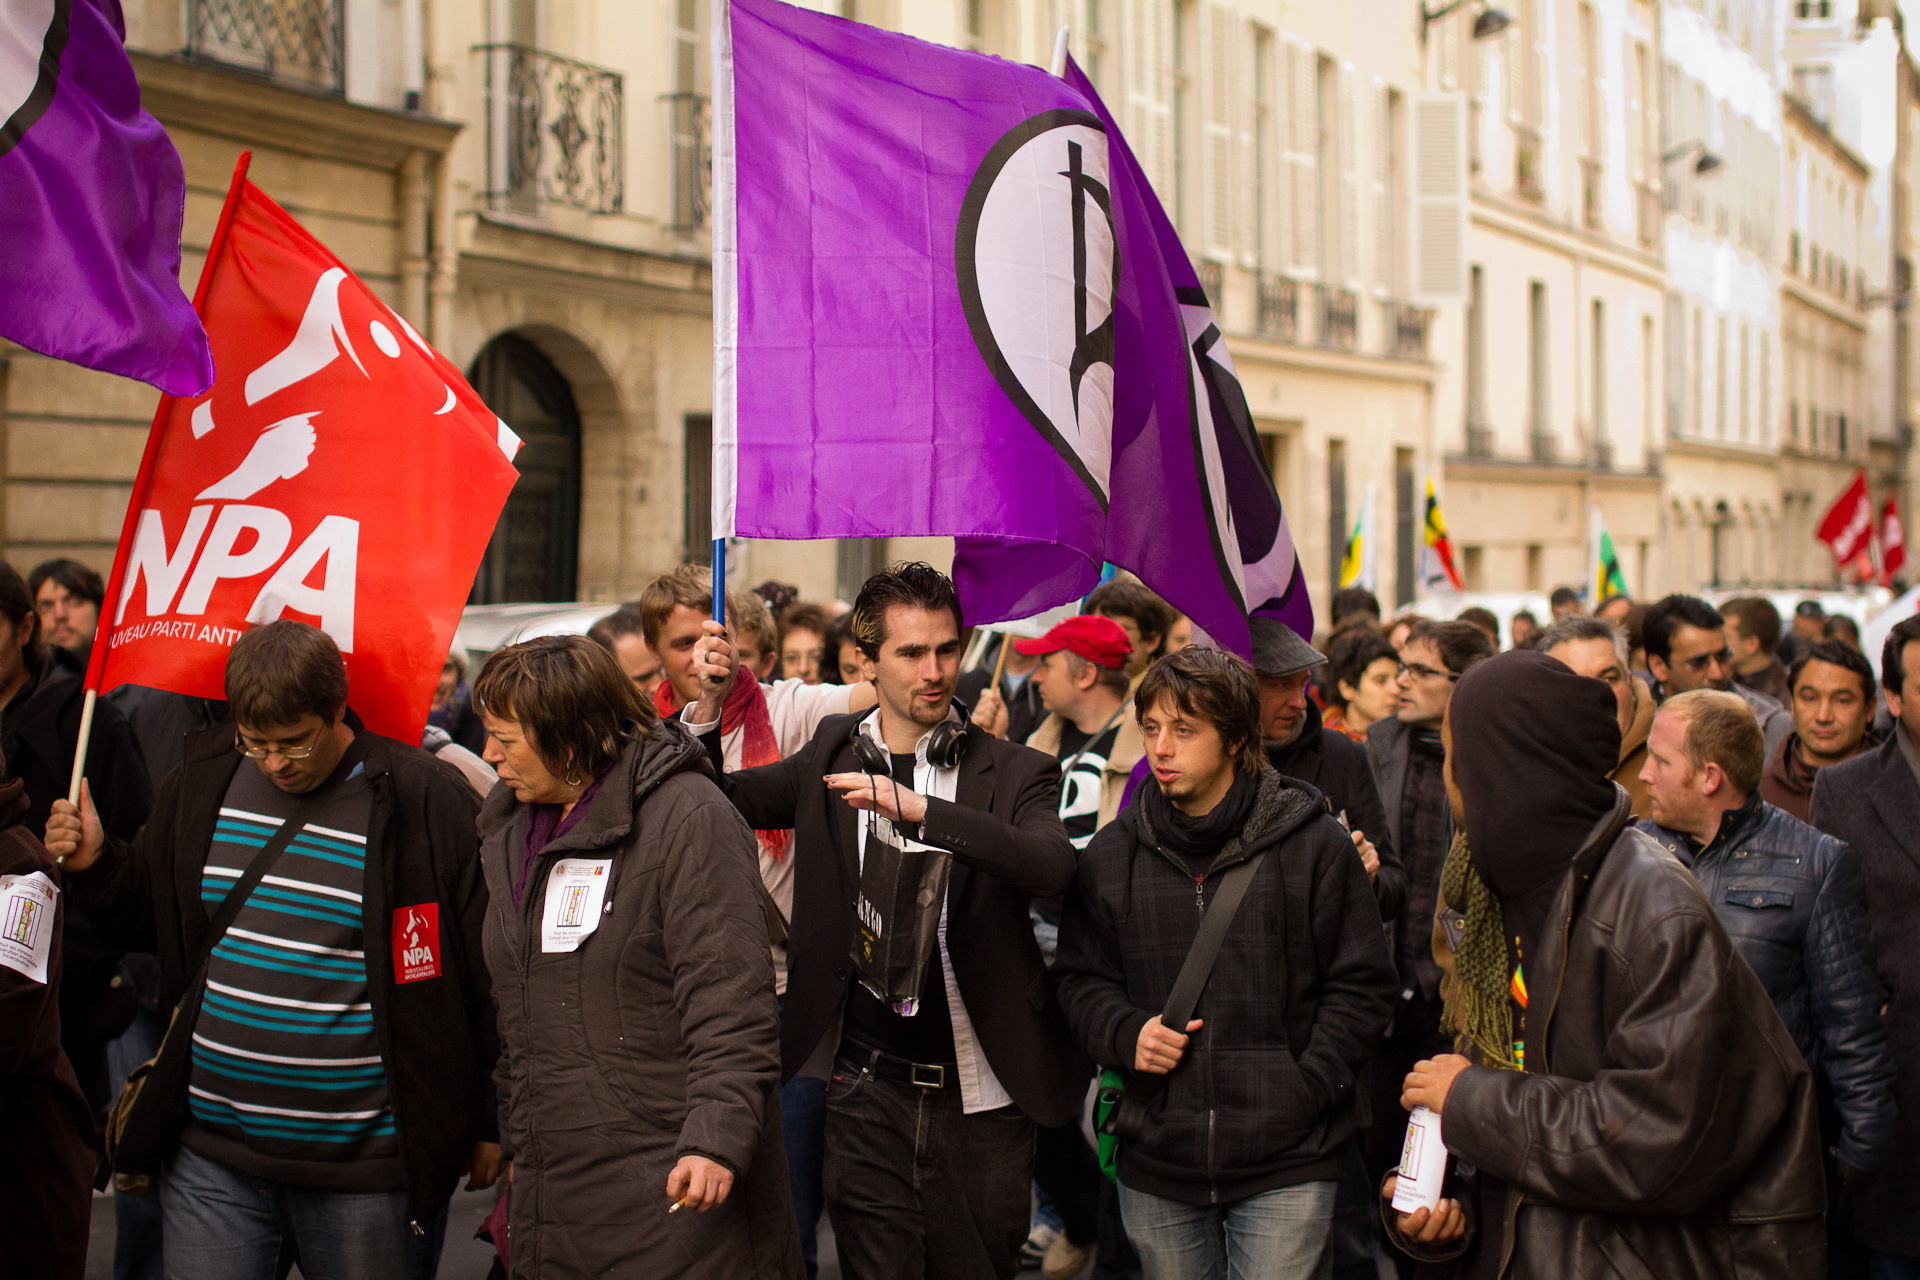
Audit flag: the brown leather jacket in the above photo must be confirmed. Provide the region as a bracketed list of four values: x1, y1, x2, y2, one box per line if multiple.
[1393, 791, 1826, 1279]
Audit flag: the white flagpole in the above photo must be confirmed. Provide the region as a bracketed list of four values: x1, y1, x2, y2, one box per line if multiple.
[1050, 26, 1070, 77]
[710, 0, 738, 641]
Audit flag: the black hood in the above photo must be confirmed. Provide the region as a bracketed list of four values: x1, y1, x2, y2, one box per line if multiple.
[1449, 650, 1620, 956]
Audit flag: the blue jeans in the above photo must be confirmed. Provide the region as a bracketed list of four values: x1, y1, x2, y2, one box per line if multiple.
[161, 1144, 424, 1280]
[783, 1072, 828, 1279]
[110, 1007, 168, 1280]
[1117, 1179, 1338, 1280]
[1871, 1254, 1920, 1280]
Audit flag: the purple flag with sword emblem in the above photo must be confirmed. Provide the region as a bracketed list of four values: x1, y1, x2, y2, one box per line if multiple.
[711, 0, 1309, 652]
[0, 0, 212, 395]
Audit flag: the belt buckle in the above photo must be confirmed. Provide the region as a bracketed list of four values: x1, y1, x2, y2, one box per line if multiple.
[910, 1062, 946, 1090]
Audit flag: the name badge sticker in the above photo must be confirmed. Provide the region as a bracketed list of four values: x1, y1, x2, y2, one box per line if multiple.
[542, 859, 613, 953]
[0, 872, 57, 985]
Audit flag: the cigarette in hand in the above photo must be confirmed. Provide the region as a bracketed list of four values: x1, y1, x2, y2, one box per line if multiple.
[668, 1195, 686, 1214]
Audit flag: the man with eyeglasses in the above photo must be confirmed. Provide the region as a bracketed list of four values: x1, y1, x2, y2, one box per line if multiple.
[1642, 594, 1791, 763]
[1361, 619, 1493, 1251]
[46, 620, 500, 1280]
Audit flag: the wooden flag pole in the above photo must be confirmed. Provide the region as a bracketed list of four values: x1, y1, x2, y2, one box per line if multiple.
[991, 630, 1011, 690]
[66, 690, 96, 809]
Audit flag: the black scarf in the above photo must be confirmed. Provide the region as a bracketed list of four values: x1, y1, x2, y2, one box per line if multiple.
[1140, 767, 1259, 863]
[1448, 650, 1621, 979]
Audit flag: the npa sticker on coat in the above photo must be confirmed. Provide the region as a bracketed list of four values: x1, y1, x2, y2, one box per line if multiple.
[0, 872, 56, 984]
[542, 859, 612, 953]
[392, 904, 442, 983]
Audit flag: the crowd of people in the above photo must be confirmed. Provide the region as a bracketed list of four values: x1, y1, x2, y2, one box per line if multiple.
[4, 551, 1919, 1280]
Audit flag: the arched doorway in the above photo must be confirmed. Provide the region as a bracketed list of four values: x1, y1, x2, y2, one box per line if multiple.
[469, 333, 582, 602]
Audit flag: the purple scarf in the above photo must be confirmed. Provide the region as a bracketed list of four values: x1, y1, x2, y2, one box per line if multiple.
[511, 777, 605, 909]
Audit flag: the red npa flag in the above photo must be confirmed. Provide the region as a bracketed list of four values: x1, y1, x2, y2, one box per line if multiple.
[1884, 498, 1908, 584]
[85, 155, 520, 740]
[1816, 470, 1874, 572]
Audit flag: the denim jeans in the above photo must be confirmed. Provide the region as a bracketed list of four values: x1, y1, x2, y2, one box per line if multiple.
[783, 1072, 828, 1279]
[110, 1007, 168, 1280]
[1117, 1179, 1339, 1280]
[1871, 1254, 1920, 1280]
[823, 1057, 1036, 1280]
[161, 1143, 425, 1280]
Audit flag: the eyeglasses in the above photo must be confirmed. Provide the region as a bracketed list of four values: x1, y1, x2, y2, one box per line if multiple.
[1676, 648, 1733, 675]
[1396, 661, 1459, 683]
[234, 728, 325, 760]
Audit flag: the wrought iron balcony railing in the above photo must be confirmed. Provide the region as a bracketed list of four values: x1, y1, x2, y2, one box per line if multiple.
[1317, 284, 1357, 351]
[1257, 273, 1299, 342]
[478, 44, 624, 216]
[186, 0, 343, 93]
[664, 92, 712, 231]
[1387, 302, 1429, 360]
[1195, 259, 1224, 309]
[1465, 423, 1495, 458]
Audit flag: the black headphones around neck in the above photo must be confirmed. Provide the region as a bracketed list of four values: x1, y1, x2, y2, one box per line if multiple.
[849, 697, 973, 774]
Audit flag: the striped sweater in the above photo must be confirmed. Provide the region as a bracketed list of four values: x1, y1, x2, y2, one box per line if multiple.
[179, 760, 401, 1190]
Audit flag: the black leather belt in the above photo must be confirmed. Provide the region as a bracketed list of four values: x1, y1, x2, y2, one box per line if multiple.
[839, 1045, 959, 1091]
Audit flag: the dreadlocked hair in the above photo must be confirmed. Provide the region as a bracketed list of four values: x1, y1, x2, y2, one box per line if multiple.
[1438, 833, 1523, 1073]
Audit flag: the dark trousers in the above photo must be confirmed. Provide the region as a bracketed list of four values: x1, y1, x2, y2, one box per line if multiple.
[1034, 1120, 1102, 1248]
[783, 1073, 828, 1279]
[1366, 1024, 1453, 1280]
[824, 1058, 1035, 1280]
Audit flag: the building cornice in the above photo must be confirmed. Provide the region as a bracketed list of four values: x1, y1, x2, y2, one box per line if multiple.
[1223, 334, 1436, 386]
[1662, 435, 1784, 468]
[1782, 93, 1871, 179]
[1440, 455, 1663, 490]
[457, 214, 712, 315]
[1781, 277, 1869, 332]
[131, 51, 461, 167]
[1469, 193, 1667, 289]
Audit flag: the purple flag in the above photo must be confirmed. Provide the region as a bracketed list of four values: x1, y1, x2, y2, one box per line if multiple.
[0, 0, 212, 396]
[713, 0, 1310, 651]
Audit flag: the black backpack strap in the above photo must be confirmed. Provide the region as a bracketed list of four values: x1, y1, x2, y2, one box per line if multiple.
[1106, 848, 1269, 1141]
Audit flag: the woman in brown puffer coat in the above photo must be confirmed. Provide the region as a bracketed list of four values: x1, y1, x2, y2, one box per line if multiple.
[473, 636, 801, 1279]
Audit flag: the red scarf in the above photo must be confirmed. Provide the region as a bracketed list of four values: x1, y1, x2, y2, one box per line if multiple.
[657, 676, 792, 861]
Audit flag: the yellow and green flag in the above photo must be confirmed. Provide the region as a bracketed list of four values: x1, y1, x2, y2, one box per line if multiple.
[1590, 508, 1628, 604]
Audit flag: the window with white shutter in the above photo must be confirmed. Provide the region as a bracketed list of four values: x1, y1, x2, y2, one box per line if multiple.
[1282, 35, 1318, 279]
[1373, 80, 1396, 297]
[1237, 22, 1259, 267]
[1338, 61, 1359, 287]
[1409, 93, 1468, 305]
[1203, 1, 1234, 257]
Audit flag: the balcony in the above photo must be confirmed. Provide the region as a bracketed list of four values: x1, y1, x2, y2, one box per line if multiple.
[1256, 274, 1299, 342]
[1530, 430, 1556, 463]
[1514, 125, 1545, 202]
[186, 0, 342, 93]
[1387, 302, 1429, 360]
[665, 92, 712, 231]
[1316, 284, 1357, 351]
[1580, 158, 1603, 230]
[1592, 439, 1614, 471]
[478, 44, 624, 216]
[1465, 423, 1495, 457]
[1196, 259, 1224, 308]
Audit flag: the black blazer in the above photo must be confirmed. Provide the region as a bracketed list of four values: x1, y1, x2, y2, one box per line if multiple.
[701, 711, 1091, 1127]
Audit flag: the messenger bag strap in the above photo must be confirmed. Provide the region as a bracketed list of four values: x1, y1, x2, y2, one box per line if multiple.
[1162, 848, 1268, 1033]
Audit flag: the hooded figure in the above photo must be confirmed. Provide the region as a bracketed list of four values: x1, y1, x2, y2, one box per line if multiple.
[1385, 651, 1827, 1280]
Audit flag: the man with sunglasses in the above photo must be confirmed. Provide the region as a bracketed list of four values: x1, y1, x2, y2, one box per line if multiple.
[1362, 619, 1493, 1233]
[1643, 594, 1791, 763]
[45, 621, 499, 1280]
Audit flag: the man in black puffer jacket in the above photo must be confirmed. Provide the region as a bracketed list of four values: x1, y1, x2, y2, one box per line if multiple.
[1055, 647, 1396, 1277]
[1639, 689, 1895, 1249]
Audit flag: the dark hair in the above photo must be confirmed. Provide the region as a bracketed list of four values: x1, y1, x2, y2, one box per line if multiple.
[1330, 586, 1382, 627]
[1549, 586, 1580, 608]
[1623, 603, 1649, 652]
[1456, 606, 1500, 644]
[1789, 639, 1876, 701]
[1134, 646, 1265, 775]
[1511, 609, 1539, 629]
[1720, 596, 1782, 655]
[636, 565, 760, 650]
[1085, 580, 1173, 650]
[226, 620, 349, 729]
[0, 562, 45, 674]
[1406, 618, 1496, 676]
[849, 563, 963, 661]
[753, 580, 800, 619]
[1326, 627, 1397, 707]
[819, 611, 859, 685]
[1884, 615, 1920, 694]
[778, 603, 836, 649]
[1823, 614, 1861, 648]
[1641, 594, 1724, 663]
[473, 635, 658, 780]
[27, 558, 105, 609]
[602, 602, 646, 641]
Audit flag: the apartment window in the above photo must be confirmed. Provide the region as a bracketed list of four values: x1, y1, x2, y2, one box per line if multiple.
[1084, 0, 1106, 89]
[1526, 543, 1545, 593]
[1691, 306, 1704, 436]
[1529, 280, 1550, 459]
[1790, 400, 1800, 441]
[1394, 449, 1417, 609]
[1591, 298, 1608, 455]
[1642, 313, 1657, 455]
[1253, 27, 1272, 266]
[1462, 545, 1484, 591]
[1715, 315, 1729, 437]
[1327, 439, 1348, 601]
[1758, 336, 1771, 444]
[1316, 55, 1339, 285]
[835, 539, 887, 601]
[1738, 323, 1751, 441]
[1577, 4, 1599, 161]
[684, 413, 712, 564]
[963, 0, 984, 50]
[1172, 1, 1191, 235]
[1839, 414, 1850, 454]
[1790, 231, 1801, 272]
[1466, 265, 1489, 445]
